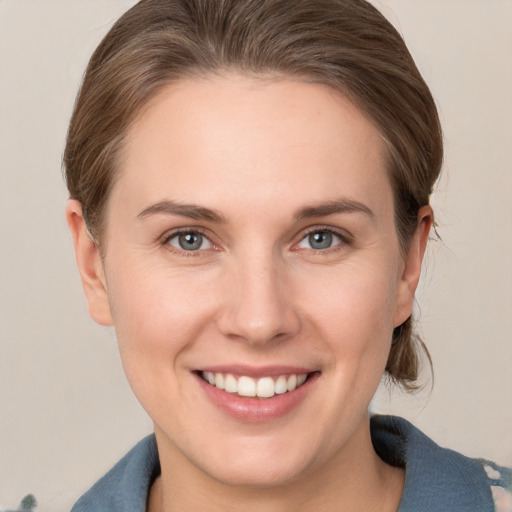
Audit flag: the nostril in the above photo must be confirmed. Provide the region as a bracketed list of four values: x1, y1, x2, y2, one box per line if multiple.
[217, 307, 301, 346]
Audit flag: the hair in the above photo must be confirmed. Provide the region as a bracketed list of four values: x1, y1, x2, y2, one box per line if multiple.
[64, 0, 443, 389]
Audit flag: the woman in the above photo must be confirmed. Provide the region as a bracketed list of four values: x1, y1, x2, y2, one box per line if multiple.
[64, 0, 511, 510]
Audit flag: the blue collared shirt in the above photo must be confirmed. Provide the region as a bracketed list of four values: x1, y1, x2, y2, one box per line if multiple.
[71, 416, 512, 511]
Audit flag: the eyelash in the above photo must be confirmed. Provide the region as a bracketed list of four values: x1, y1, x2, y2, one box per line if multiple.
[160, 226, 352, 256]
[161, 228, 216, 257]
[295, 226, 352, 254]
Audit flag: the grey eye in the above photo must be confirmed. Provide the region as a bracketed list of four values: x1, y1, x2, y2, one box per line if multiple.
[168, 232, 211, 251]
[309, 231, 333, 249]
[298, 230, 341, 250]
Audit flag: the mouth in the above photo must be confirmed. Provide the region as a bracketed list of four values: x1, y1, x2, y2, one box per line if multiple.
[194, 366, 319, 422]
[198, 371, 310, 399]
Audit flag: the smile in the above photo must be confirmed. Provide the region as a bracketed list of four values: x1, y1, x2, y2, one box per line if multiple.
[195, 368, 319, 422]
[200, 371, 309, 398]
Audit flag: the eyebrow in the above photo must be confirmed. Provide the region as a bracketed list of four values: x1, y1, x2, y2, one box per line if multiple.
[137, 200, 226, 223]
[294, 198, 375, 221]
[137, 197, 374, 223]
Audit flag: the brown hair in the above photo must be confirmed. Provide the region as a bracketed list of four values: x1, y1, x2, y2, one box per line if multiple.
[64, 0, 443, 389]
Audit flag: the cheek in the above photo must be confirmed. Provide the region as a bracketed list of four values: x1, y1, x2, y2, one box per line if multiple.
[298, 261, 399, 366]
[104, 262, 217, 388]
[105, 271, 219, 435]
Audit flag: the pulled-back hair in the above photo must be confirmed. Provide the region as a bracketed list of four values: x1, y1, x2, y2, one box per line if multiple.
[64, 0, 443, 389]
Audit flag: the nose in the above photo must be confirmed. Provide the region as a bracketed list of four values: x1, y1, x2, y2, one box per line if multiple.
[217, 254, 301, 346]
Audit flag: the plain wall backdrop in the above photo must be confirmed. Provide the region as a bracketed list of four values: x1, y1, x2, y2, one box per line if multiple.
[0, 1, 510, 510]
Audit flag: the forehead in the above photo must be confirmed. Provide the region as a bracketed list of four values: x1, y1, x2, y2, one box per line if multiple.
[115, 74, 391, 218]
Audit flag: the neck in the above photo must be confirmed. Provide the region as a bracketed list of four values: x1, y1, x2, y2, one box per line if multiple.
[149, 418, 404, 512]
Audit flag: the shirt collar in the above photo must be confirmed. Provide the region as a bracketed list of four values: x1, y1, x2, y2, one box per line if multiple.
[371, 415, 494, 512]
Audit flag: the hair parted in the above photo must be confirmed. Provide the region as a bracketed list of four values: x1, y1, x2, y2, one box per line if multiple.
[64, 0, 443, 389]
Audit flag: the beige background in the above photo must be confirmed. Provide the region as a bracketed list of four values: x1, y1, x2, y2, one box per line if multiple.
[0, 1, 510, 510]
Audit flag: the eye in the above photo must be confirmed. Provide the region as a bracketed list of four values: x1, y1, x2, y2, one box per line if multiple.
[297, 229, 343, 250]
[167, 231, 213, 251]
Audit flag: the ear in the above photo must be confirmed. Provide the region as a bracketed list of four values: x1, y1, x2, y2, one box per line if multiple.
[65, 199, 113, 326]
[394, 205, 433, 327]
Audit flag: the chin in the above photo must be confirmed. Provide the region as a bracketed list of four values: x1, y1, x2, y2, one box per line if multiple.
[177, 428, 320, 489]
[201, 453, 312, 489]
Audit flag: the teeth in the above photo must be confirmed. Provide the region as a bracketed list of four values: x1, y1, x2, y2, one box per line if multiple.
[286, 374, 297, 391]
[238, 376, 256, 397]
[275, 375, 288, 394]
[256, 377, 275, 398]
[297, 374, 307, 386]
[201, 372, 309, 398]
[224, 374, 238, 393]
[214, 373, 225, 390]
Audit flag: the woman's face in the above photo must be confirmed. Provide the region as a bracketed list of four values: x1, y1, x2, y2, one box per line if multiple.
[69, 75, 427, 487]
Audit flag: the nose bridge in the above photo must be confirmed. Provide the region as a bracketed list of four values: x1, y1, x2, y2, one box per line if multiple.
[218, 246, 299, 345]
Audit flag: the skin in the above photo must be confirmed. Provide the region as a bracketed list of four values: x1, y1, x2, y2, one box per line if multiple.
[67, 75, 432, 512]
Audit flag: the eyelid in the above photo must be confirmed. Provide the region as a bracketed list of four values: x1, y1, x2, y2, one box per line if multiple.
[158, 224, 352, 255]
[292, 225, 353, 251]
[160, 227, 219, 254]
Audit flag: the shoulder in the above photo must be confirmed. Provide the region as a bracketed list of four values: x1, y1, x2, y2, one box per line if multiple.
[479, 459, 512, 512]
[71, 434, 160, 512]
[371, 415, 511, 512]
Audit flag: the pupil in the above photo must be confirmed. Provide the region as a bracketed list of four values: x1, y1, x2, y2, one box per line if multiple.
[309, 231, 332, 249]
[179, 233, 202, 250]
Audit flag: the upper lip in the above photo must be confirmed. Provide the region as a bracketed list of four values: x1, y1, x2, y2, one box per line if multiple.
[195, 365, 316, 378]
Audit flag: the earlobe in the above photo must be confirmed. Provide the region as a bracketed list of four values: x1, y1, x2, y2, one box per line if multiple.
[65, 199, 113, 326]
[394, 206, 433, 327]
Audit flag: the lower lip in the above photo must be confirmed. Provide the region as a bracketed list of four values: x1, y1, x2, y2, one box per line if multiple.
[195, 373, 318, 423]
